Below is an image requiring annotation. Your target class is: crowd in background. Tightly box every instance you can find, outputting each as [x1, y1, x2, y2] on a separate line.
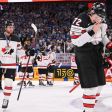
[106, 1, 112, 40]
[0, 2, 112, 53]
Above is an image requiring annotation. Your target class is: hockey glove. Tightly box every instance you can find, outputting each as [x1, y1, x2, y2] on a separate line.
[25, 48, 35, 56]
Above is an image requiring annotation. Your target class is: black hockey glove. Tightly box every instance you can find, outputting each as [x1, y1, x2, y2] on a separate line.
[25, 48, 35, 56]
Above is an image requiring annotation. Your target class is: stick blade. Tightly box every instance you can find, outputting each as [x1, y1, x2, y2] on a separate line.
[31, 23, 37, 33]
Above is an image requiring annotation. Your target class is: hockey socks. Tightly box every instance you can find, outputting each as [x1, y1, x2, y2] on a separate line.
[47, 73, 53, 86]
[95, 85, 103, 103]
[2, 78, 13, 109]
[39, 74, 46, 86]
[83, 87, 98, 112]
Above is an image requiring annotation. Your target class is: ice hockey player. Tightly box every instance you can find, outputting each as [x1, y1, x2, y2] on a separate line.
[47, 45, 56, 86]
[17, 36, 35, 87]
[70, 3, 112, 112]
[0, 21, 35, 110]
[36, 47, 49, 86]
[0, 20, 22, 109]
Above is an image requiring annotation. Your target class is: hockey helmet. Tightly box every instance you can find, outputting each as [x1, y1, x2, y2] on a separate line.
[51, 45, 55, 51]
[40, 46, 46, 55]
[40, 46, 45, 52]
[92, 3, 106, 18]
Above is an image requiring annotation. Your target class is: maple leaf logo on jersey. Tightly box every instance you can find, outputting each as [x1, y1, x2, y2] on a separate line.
[2, 48, 6, 53]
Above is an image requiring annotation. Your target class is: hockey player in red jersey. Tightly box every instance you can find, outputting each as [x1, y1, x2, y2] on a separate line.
[70, 3, 112, 112]
[0, 21, 21, 109]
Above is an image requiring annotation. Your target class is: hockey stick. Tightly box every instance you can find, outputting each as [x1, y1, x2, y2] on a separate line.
[31, 23, 38, 49]
[17, 23, 38, 101]
[31, 23, 39, 63]
[17, 56, 31, 101]
[69, 83, 80, 93]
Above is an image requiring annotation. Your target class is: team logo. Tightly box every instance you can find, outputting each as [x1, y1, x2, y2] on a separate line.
[1, 46, 14, 55]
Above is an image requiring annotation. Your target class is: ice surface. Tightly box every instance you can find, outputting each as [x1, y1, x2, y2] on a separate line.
[0, 81, 112, 112]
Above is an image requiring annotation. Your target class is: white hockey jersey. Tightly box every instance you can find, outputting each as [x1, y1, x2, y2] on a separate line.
[19, 49, 34, 67]
[36, 54, 50, 69]
[48, 51, 56, 66]
[0, 33, 21, 69]
[70, 12, 110, 47]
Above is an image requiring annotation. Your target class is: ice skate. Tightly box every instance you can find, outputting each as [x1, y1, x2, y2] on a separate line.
[47, 81, 53, 86]
[39, 80, 46, 86]
[26, 81, 35, 87]
[17, 81, 26, 86]
[2, 99, 9, 111]
[73, 80, 79, 85]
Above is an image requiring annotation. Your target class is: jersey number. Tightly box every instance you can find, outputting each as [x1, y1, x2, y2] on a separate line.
[73, 18, 82, 26]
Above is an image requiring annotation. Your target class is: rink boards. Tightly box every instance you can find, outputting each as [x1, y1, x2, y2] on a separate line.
[15, 66, 112, 82]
